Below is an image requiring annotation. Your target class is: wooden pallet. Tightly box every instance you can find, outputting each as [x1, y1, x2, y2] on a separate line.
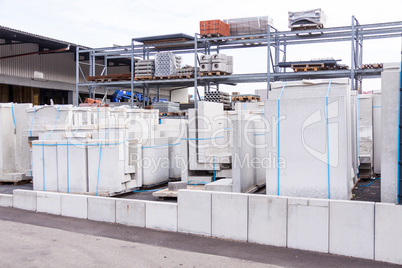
[201, 33, 229, 38]
[362, 63, 383, 69]
[134, 76, 155, 80]
[86, 73, 132, 82]
[292, 63, 325, 72]
[291, 24, 324, 31]
[0, 179, 31, 186]
[159, 111, 186, 117]
[200, 71, 228, 76]
[232, 96, 261, 102]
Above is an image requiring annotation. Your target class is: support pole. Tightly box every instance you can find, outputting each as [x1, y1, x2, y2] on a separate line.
[267, 26, 271, 98]
[194, 33, 199, 108]
[131, 39, 135, 108]
[75, 46, 79, 106]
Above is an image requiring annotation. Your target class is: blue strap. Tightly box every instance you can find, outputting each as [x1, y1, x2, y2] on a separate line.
[96, 123, 113, 196]
[142, 142, 181, 149]
[30, 108, 36, 137]
[181, 136, 224, 141]
[326, 79, 332, 199]
[260, 110, 263, 121]
[11, 103, 16, 129]
[372, 106, 381, 108]
[277, 82, 286, 196]
[254, 133, 265, 136]
[213, 156, 216, 181]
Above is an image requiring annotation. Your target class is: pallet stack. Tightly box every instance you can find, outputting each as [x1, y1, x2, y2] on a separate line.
[223, 16, 273, 36]
[135, 59, 155, 78]
[200, 20, 230, 37]
[288, 9, 326, 30]
[176, 66, 196, 77]
[204, 91, 231, 109]
[152, 101, 180, 113]
[200, 54, 233, 75]
[155, 52, 182, 77]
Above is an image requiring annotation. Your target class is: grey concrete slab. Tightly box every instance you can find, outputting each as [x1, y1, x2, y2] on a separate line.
[87, 196, 116, 223]
[146, 201, 177, 232]
[36, 191, 61, 215]
[13, 189, 37, 211]
[116, 198, 146, 227]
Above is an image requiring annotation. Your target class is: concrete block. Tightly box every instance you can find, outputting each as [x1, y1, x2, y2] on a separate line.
[188, 176, 213, 184]
[168, 181, 187, 191]
[0, 194, 13, 207]
[204, 179, 233, 192]
[178, 190, 211, 236]
[248, 195, 287, 247]
[329, 200, 374, 259]
[37, 192, 61, 215]
[375, 203, 402, 265]
[146, 201, 177, 232]
[212, 192, 248, 241]
[372, 91, 381, 174]
[87, 196, 116, 223]
[61, 193, 88, 219]
[13, 190, 37, 211]
[287, 197, 329, 253]
[116, 199, 146, 227]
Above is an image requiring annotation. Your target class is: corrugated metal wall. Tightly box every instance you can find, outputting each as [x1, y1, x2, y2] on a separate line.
[0, 42, 76, 84]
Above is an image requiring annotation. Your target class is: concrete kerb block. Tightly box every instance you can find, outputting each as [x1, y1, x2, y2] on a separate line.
[116, 199, 146, 227]
[287, 197, 329, 253]
[329, 200, 374, 259]
[13, 190, 37, 211]
[146, 201, 178, 232]
[248, 195, 287, 247]
[375, 203, 402, 265]
[87, 196, 116, 223]
[178, 190, 212, 236]
[0, 194, 13, 207]
[37, 192, 61, 215]
[61, 193, 88, 219]
[211, 192, 248, 241]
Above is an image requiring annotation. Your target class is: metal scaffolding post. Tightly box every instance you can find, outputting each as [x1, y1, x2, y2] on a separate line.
[194, 33, 199, 108]
[131, 38, 135, 108]
[75, 46, 79, 106]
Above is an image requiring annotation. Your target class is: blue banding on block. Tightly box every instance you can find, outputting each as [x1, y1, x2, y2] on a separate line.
[11, 103, 16, 129]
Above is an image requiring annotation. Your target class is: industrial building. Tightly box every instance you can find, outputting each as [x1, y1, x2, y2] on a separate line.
[1, 10, 402, 266]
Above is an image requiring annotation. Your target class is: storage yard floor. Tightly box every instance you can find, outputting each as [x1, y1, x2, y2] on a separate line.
[0, 206, 398, 268]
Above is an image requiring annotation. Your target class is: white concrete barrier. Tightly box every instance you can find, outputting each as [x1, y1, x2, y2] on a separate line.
[178, 190, 211, 236]
[61, 193, 88, 219]
[37, 192, 61, 215]
[146, 201, 177, 232]
[13, 190, 37, 211]
[87, 196, 116, 223]
[211, 192, 248, 241]
[329, 200, 374, 259]
[287, 197, 329, 253]
[116, 199, 146, 227]
[375, 203, 402, 265]
[0, 194, 13, 207]
[248, 195, 287, 247]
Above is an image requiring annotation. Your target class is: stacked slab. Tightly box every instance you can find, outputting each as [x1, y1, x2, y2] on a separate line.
[152, 101, 180, 113]
[176, 66, 195, 76]
[200, 54, 233, 74]
[288, 8, 326, 29]
[204, 91, 231, 109]
[265, 78, 354, 200]
[155, 52, 182, 77]
[135, 59, 155, 78]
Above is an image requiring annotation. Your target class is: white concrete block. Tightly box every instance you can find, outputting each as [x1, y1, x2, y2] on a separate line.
[372, 91, 381, 174]
[211, 192, 248, 241]
[13, 190, 37, 211]
[32, 140, 59, 191]
[37, 192, 61, 215]
[204, 179, 233, 192]
[146, 201, 178, 232]
[116, 199, 146, 227]
[0, 194, 13, 207]
[375, 203, 402, 265]
[61, 193, 88, 219]
[248, 195, 287, 247]
[287, 197, 329, 253]
[87, 196, 116, 223]
[178, 190, 211, 236]
[329, 200, 374, 259]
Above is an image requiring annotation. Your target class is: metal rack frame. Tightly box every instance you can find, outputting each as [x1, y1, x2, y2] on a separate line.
[75, 18, 402, 108]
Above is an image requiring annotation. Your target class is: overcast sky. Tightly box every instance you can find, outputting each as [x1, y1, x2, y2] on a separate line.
[0, 0, 401, 94]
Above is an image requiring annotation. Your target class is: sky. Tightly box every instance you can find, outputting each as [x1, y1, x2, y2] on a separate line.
[0, 0, 401, 94]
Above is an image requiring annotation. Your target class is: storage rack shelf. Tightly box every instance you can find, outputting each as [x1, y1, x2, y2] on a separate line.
[75, 18, 402, 108]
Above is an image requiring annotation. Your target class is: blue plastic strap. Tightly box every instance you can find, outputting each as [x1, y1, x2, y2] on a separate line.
[96, 123, 113, 196]
[326, 79, 332, 199]
[213, 156, 216, 181]
[42, 142, 45, 191]
[30, 108, 36, 137]
[142, 142, 181, 149]
[372, 106, 381, 108]
[260, 110, 263, 121]
[254, 133, 265, 136]
[11, 103, 16, 129]
[181, 136, 224, 141]
[277, 82, 286, 196]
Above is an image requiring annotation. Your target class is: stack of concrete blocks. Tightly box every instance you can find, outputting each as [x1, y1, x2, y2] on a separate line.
[204, 91, 231, 109]
[181, 102, 232, 187]
[199, 54, 212, 73]
[135, 59, 155, 78]
[223, 16, 273, 36]
[154, 52, 181, 77]
[265, 78, 354, 200]
[288, 8, 326, 29]
[176, 66, 195, 76]
[0, 103, 32, 182]
[358, 94, 373, 178]
[381, 62, 400, 203]
[212, 54, 233, 74]
[152, 101, 180, 113]
[372, 91, 381, 175]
